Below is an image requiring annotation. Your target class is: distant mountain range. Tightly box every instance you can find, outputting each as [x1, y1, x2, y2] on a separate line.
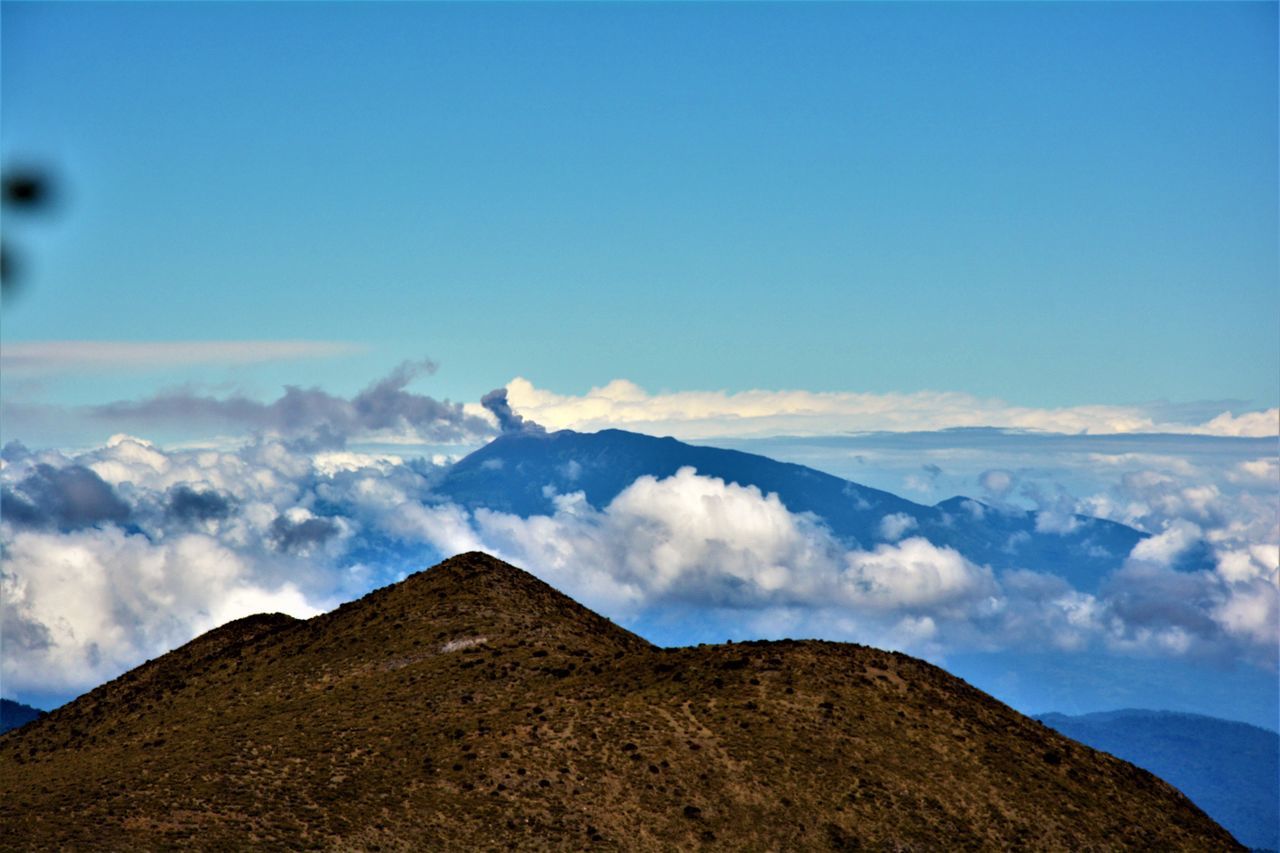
[0, 553, 1237, 849]
[435, 428, 1162, 590]
[0, 699, 43, 734]
[1037, 709, 1279, 852]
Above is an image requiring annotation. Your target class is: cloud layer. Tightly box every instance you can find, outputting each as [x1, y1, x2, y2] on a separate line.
[83, 360, 496, 447]
[504, 377, 1278, 439]
[2, 427, 1275, 705]
[1, 340, 363, 373]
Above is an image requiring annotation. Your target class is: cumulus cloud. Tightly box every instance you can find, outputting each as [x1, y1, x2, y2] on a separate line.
[3, 426, 1275, 705]
[166, 485, 234, 524]
[269, 511, 341, 554]
[1129, 519, 1204, 566]
[878, 512, 917, 541]
[979, 469, 1016, 498]
[841, 537, 995, 612]
[1, 526, 321, 694]
[1212, 572, 1279, 648]
[1019, 481, 1083, 535]
[0, 434, 438, 697]
[503, 377, 1279, 439]
[466, 467, 997, 627]
[1068, 453, 1279, 665]
[1, 464, 131, 530]
[1193, 409, 1280, 438]
[721, 429, 1279, 664]
[1229, 457, 1279, 485]
[85, 359, 493, 446]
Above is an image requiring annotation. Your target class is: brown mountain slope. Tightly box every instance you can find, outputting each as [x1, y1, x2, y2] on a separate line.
[1, 552, 1240, 850]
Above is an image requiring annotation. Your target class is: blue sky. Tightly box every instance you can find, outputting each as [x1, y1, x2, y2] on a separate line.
[3, 1, 1276, 410]
[1, 4, 1277, 729]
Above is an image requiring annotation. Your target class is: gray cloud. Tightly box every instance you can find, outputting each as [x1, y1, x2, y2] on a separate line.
[0, 464, 130, 531]
[87, 360, 494, 446]
[166, 485, 234, 524]
[1101, 562, 1224, 648]
[481, 387, 545, 435]
[1, 441, 31, 463]
[269, 515, 340, 553]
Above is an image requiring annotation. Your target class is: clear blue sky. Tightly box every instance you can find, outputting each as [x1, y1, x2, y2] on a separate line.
[3, 1, 1276, 409]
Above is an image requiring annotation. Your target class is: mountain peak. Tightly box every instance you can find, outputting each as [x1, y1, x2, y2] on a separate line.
[300, 550, 652, 661]
[436, 429, 1153, 590]
[1, 552, 1240, 850]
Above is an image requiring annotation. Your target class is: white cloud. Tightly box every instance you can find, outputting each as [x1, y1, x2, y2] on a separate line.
[1229, 457, 1280, 484]
[1213, 579, 1279, 647]
[840, 537, 995, 612]
[1, 527, 321, 695]
[1215, 545, 1280, 585]
[878, 512, 917, 541]
[1129, 520, 1203, 566]
[997, 570, 1103, 652]
[311, 451, 406, 476]
[471, 467, 843, 613]
[0, 340, 362, 373]
[1033, 510, 1080, 535]
[504, 377, 1279, 439]
[1193, 409, 1279, 438]
[4, 425, 1276, 704]
[979, 469, 1015, 497]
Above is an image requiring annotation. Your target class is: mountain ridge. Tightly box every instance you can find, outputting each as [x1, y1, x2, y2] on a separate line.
[1036, 708, 1279, 851]
[433, 429, 1154, 590]
[0, 700, 43, 735]
[1, 552, 1240, 850]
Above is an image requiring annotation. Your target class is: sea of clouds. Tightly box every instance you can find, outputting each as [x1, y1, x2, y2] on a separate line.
[2, 424, 1275, 707]
[1, 362, 1275, 709]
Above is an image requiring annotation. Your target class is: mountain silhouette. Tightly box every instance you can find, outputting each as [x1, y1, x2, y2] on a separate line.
[1, 552, 1239, 850]
[0, 700, 43, 734]
[436, 429, 1155, 590]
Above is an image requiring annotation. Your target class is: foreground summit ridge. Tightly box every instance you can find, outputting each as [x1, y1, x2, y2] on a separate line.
[1, 552, 1240, 850]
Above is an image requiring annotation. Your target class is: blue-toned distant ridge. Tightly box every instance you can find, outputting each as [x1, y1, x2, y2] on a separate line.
[1037, 709, 1279, 851]
[434, 428, 1158, 591]
[0, 698, 44, 734]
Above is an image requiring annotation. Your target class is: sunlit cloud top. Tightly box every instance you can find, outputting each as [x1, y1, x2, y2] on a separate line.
[505, 378, 1279, 440]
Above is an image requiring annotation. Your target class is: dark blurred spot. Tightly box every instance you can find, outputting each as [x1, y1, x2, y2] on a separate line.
[2, 166, 60, 296]
[1, 242, 17, 296]
[3, 171, 51, 208]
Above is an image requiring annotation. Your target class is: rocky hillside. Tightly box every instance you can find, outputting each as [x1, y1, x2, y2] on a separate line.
[0, 552, 1240, 850]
